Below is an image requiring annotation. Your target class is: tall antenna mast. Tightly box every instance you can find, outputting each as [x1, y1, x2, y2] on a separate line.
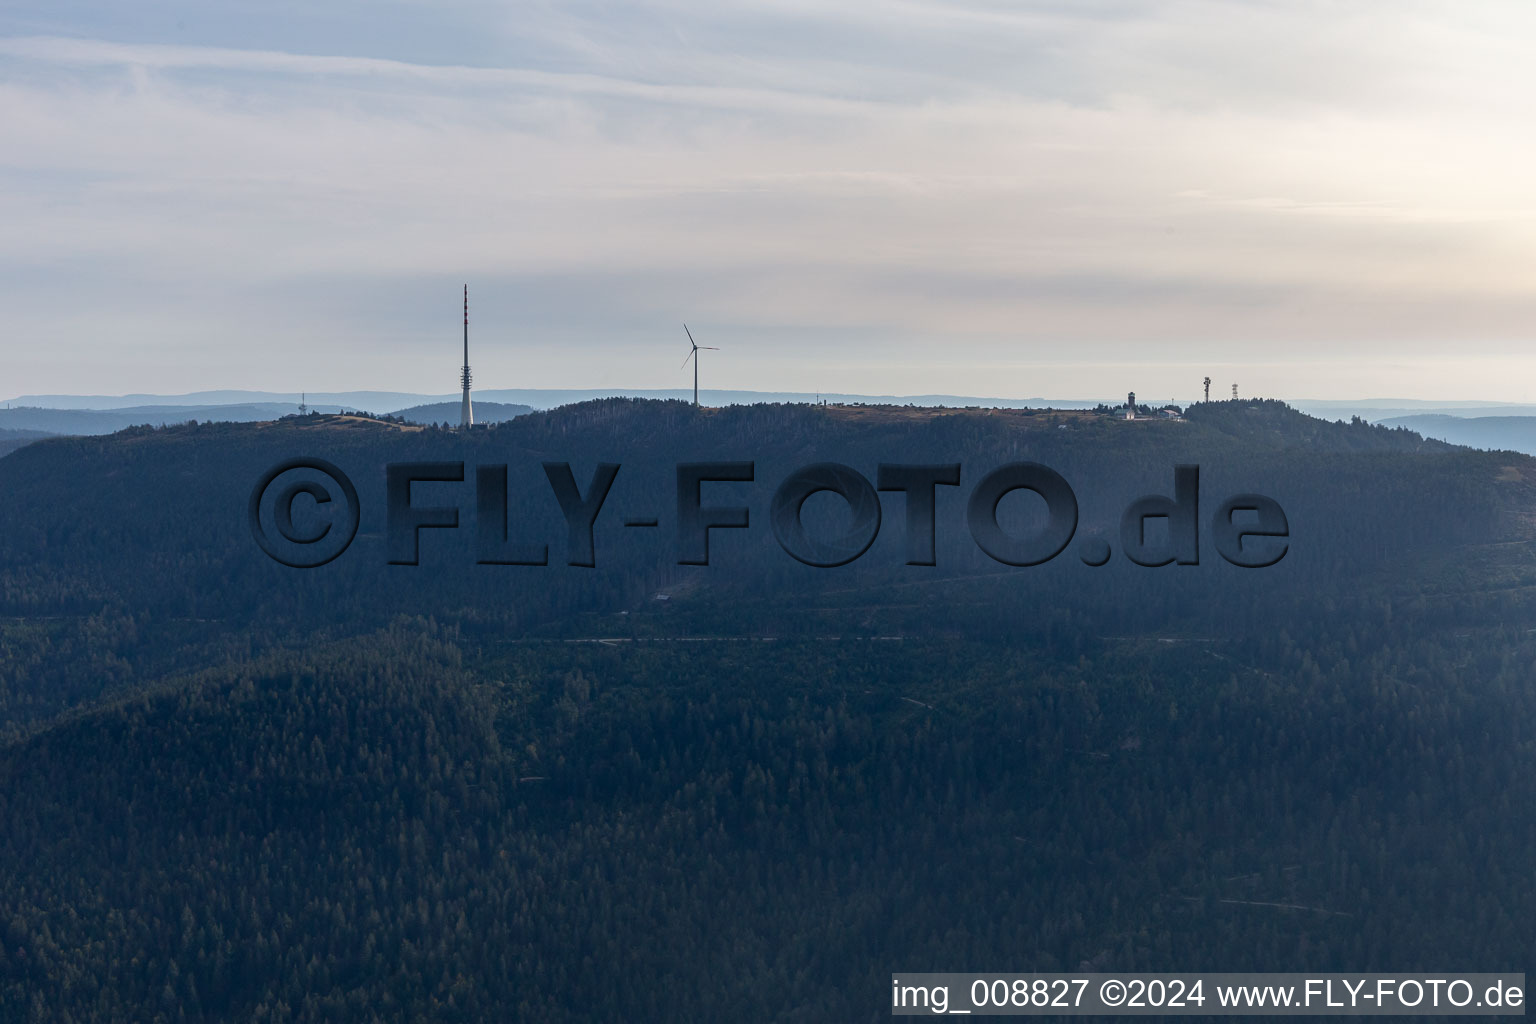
[1232, 382, 1238, 400]
[299, 392, 307, 416]
[460, 285, 474, 428]
[1202, 376, 1210, 402]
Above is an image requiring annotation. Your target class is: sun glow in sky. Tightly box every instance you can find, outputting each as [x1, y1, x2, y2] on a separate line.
[4, 1, 1536, 401]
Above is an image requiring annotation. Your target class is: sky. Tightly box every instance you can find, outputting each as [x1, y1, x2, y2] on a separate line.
[3, 0, 1536, 402]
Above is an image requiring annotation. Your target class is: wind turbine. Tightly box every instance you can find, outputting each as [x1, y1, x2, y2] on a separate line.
[681, 324, 718, 407]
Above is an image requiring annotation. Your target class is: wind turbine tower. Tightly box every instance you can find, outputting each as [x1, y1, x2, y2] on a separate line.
[460, 285, 474, 428]
[681, 324, 718, 407]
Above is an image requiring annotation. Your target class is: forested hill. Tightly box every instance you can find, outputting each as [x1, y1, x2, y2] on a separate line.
[1, 395, 1531, 727]
[2, 399, 1535, 1020]
[1378, 413, 1536, 456]
[0, 396, 1525, 618]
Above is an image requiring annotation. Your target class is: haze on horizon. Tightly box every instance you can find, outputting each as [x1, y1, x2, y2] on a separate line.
[3, 1, 1536, 403]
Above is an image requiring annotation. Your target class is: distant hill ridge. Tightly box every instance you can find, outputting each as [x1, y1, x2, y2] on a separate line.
[1376, 414, 1536, 457]
[392, 400, 533, 426]
[6, 388, 1536, 460]
[12, 388, 1536, 423]
[4, 388, 1122, 413]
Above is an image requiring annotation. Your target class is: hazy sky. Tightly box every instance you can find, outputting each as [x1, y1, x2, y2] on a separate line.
[3, 1, 1536, 401]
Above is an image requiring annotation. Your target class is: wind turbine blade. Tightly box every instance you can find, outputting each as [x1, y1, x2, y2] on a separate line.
[681, 350, 695, 369]
[700, 346, 719, 350]
[683, 324, 696, 347]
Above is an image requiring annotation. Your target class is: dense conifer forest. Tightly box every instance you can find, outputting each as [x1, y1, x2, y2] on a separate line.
[0, 399, 1532, 1020]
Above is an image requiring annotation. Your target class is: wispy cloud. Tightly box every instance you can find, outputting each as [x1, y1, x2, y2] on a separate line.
[2, 1, 1536, 399]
